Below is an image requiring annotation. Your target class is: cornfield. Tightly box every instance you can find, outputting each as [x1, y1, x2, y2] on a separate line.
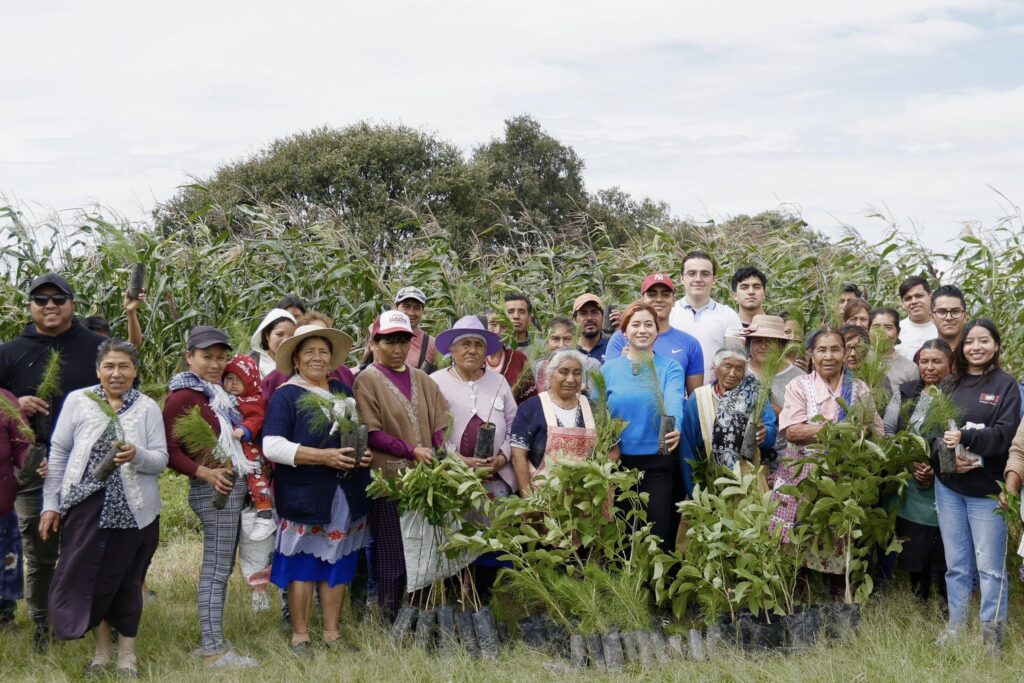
[3, 202, 1023, 398]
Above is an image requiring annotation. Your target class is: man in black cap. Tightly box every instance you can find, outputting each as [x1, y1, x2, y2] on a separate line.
[0, 273, 105, 649]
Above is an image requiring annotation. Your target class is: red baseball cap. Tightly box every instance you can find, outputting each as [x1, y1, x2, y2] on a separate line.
[641, 273, 676, 294]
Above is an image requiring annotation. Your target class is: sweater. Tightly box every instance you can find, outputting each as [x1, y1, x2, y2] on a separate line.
[0, 318, 105, 491]
[262, 380, 369, 525]
[931, 368, 1022, 497]
[0, 388, 30, 513]
[43, 387, 168, 528]
[601, 355, 685, 456]
[162, 388, 221, 477]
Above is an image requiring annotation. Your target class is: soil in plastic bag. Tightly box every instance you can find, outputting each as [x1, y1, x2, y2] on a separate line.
[635, 630, 656, 667]
[472, 606, 499, 659]
[743, 618, 784, 651]
[473, 422, 496, 459]
[620, 630, 639, 664]
[518, 615, 545, 649]
[657, 415, 675, 454]
[569, 634, 588, 668]
[687, 628, 706, 662]
[456, 609, 480, 658]
[784, 606, 822, 648]
[826, 602, 861, 640]
[390, 604, 418, 645]
[212, 469, 237, 510]
[602, 630, 624, 669]
[648, 629, 670, 663]
[585, 634, 604, 668]
[414, 608, 437, 650]
[436, 605, 457, 650]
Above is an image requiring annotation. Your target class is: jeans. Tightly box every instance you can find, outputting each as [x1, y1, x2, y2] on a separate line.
[934, 479, 1008, 626]
[14, 487, 60, 625]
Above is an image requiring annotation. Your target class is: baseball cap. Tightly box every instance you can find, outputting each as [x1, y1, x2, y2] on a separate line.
[29, 273, 74, 298]
[394, 286, 427, 305]
[641, 273, 676, 294]
[371, 310, 414, 337]
[186, 325, 232, 350]
[572, 293, 604, 316]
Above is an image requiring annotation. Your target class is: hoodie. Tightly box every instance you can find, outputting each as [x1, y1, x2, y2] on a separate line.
[250, 308, 297, 379]
[224, 354, 266, 441]
[0, 317, 106, 491]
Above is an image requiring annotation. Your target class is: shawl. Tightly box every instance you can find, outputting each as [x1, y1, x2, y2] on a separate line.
[710, 375, 760, 469]
[167, 371, 255, 475]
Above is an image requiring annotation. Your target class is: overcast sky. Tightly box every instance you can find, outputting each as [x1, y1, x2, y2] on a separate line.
[2, 1, 1021, 249]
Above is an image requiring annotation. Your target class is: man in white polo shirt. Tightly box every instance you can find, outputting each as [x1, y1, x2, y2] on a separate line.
[896, 275, 937, 360]
[668, 250, 743, 381]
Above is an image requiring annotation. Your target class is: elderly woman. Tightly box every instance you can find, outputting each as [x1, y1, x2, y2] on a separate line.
[0, 389, 39, 628]
[353, 311, 450, 621]
[769, 328, 882, 575]
[430, 315, 518, 600]
[262, 312, 354, 401]
[601, 301, 684, 551]
[882, 338, 953, 602]
[742, 314, 803, 464]
[680, 347, 778, 495]
[250, 308, 297, 379]
[39, 340, 166, 677]
[932, 319, 1020, 651]
[512, 348, 598, 493]
[163, 326, 258, 668]
[262, 324, 371, 653]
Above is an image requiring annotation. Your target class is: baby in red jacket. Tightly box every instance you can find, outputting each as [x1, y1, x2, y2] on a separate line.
[222, 355, 272, 514]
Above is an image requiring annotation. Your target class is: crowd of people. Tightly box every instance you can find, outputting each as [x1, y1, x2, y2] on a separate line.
[1, 250, 1023, 673]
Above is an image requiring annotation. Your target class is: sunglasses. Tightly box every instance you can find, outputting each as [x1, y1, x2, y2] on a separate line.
[31, 294, 72, 307]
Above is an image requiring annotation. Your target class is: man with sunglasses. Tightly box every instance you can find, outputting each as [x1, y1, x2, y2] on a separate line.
[0, 273, 105, 650]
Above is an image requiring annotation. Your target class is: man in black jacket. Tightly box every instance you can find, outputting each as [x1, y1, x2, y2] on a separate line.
[0, 273, 104, 650]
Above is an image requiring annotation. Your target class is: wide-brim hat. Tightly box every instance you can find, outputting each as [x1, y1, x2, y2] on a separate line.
[740, 314, 794, 341]
[435, 315, 502, 356]
[275, 324, 353, 376]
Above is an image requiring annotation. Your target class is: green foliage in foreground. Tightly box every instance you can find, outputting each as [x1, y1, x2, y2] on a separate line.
[2, 534, 1024, 681]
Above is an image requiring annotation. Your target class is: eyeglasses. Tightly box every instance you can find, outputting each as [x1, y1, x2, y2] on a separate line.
[934, 308, 965, 319]
[31, 294, 71, 307]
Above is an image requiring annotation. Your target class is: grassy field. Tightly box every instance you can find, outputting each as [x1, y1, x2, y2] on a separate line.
[2, 533, 1024, 682]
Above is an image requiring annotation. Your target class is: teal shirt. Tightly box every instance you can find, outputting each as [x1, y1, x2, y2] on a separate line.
[601, 355, 685, 455]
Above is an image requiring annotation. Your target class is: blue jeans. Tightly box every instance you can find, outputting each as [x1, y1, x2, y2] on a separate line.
[934, 479, 1008, 626]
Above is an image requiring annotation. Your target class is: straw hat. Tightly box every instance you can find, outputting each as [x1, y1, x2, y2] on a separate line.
[740, 315, 794, 341]
[275, 324, 353, 375]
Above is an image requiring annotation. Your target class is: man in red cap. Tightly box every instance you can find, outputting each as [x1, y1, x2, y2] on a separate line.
[572, 293, 608, 364]
[605, 273, 704, 396]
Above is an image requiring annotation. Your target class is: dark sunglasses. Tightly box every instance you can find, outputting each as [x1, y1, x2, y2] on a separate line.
[31, 294, 71, 307]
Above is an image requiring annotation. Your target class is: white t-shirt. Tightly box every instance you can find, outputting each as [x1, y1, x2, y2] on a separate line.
[897, 318, 938, 360]
[668, 297, 744, 381]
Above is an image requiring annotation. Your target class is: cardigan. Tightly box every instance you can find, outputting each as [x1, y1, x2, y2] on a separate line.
[163, 388, 221, 477]
[0, 388, 30, 514]
[43, 387, 167, 529]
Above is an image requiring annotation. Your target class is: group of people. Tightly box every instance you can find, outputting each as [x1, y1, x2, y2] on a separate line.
[1, 250, 1023, 673]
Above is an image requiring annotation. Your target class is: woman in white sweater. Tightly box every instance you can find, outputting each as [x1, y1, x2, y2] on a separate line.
[39, 339, 167, 677]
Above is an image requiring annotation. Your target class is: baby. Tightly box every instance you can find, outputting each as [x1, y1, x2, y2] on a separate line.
[223, 355, 275, 612]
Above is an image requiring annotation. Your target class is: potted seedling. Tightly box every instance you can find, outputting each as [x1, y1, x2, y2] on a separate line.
[86, 392, 126, 481]
[632, 357, 674, 455]
[172, 406, 236, 509]
[128, 262, 146, 300]
[296, 391, 366, 478]
[912, 385, 965, 477]
[19, 351, 62, 486]
[739, 341, 794, 465]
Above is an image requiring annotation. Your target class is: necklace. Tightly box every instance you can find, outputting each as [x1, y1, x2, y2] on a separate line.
[547, 391, 579, 411]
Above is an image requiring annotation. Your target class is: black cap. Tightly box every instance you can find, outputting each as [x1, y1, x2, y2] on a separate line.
[29, 273, 74, 298]
[186, 325, 231, 350]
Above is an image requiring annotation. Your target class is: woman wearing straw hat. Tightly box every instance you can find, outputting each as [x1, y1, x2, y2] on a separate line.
[262, 323, 371, 653]
[353, 311, 450, 621]
[430, 315, 518, 601]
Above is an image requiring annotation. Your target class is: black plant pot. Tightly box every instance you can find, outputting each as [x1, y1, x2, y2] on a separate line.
[473, 422, 496, 460]
[666, 633, 684, 659]
[585, 634, 604, 668]
[472, 606, 499, 659]
[93, 441, 123, 482]
[743, 619, 784, 651]
[825, 602, 861, 640]
[436, 606, 457, 650]
[17, 443, 47, 487]
[414, 608, 436, 650]
[687, 628, 706, 662]
[211, 469, 236, 510]
[518, 615, 545, 649]
[569, 634, 588, 668]
[657, 415, 675, 454]
[648, 629, 670, 663]
[620, 630, 639, 664]
[390, 605, 418, 645]
[635, 630, 655, 667]
[128, 263, 146, 299]
[455, 609, 480, 658]
[602, 631, 624, 670]
[784, 606, 822, 649]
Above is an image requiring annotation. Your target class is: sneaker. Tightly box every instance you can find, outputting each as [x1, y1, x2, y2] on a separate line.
[32, 622, 51, 653]
[256, 509, 273, 519]
[981, 621, 1005, 656]
[252, 591, 271, 613]
[206, 651, 258, 668]
[934, 627, 963, 647]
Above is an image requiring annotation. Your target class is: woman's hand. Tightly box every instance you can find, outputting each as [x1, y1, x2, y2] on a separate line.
[608, 444, 621, 462]
[943, 429, 962, 449]
[113, 442, 137, 465]
[411, 447, 435, 464]
[954, 454, 981, 474]
[39, 511, 61, 540]
[36, 458, 48, 479]
[664, 429, 680, 453]
[1006, 471, 1022, 495]
[358, 449, 373, 468]
[197, 465, 235, 495]
[911, 462, 935, 487]
[755, 423, 767, 444]
[459, 454, 491, 470]
[321, 447, 358, 471]
[232, 428, 245, 440]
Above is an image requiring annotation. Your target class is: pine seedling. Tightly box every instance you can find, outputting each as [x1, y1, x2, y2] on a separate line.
[172, 406, 229, 464]
[296, 391, 359, 436]
[36, 350, 63, 401]
[0, 392, 34, 442]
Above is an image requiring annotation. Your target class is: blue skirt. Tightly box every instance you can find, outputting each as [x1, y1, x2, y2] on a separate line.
[271, 550, 358, 589]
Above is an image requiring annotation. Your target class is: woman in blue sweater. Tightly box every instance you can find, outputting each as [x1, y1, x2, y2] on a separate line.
[602, 301, 685, 551]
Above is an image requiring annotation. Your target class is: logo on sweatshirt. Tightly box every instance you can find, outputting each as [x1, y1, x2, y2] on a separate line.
[979, 393, 1000, 405]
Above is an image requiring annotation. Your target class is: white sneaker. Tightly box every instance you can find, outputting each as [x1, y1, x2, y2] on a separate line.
[207, 651, 258, 668]
[252, 591, 271, 613]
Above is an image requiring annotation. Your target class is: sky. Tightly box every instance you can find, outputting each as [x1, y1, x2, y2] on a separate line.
[2, 0, 1022, 249]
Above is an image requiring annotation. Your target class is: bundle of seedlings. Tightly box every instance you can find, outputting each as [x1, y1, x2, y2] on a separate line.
[19, 350, 62, 485]
[738, 341, 796, 465]
[85, 392, 126, 481]
[368, 454, 494, 656]
[448, 453, 676, 669]
[631, 356, 675, 455]
[172, 406, 236, 509]
[911, 384, 965, 477]
[297, 390, 368, 477]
